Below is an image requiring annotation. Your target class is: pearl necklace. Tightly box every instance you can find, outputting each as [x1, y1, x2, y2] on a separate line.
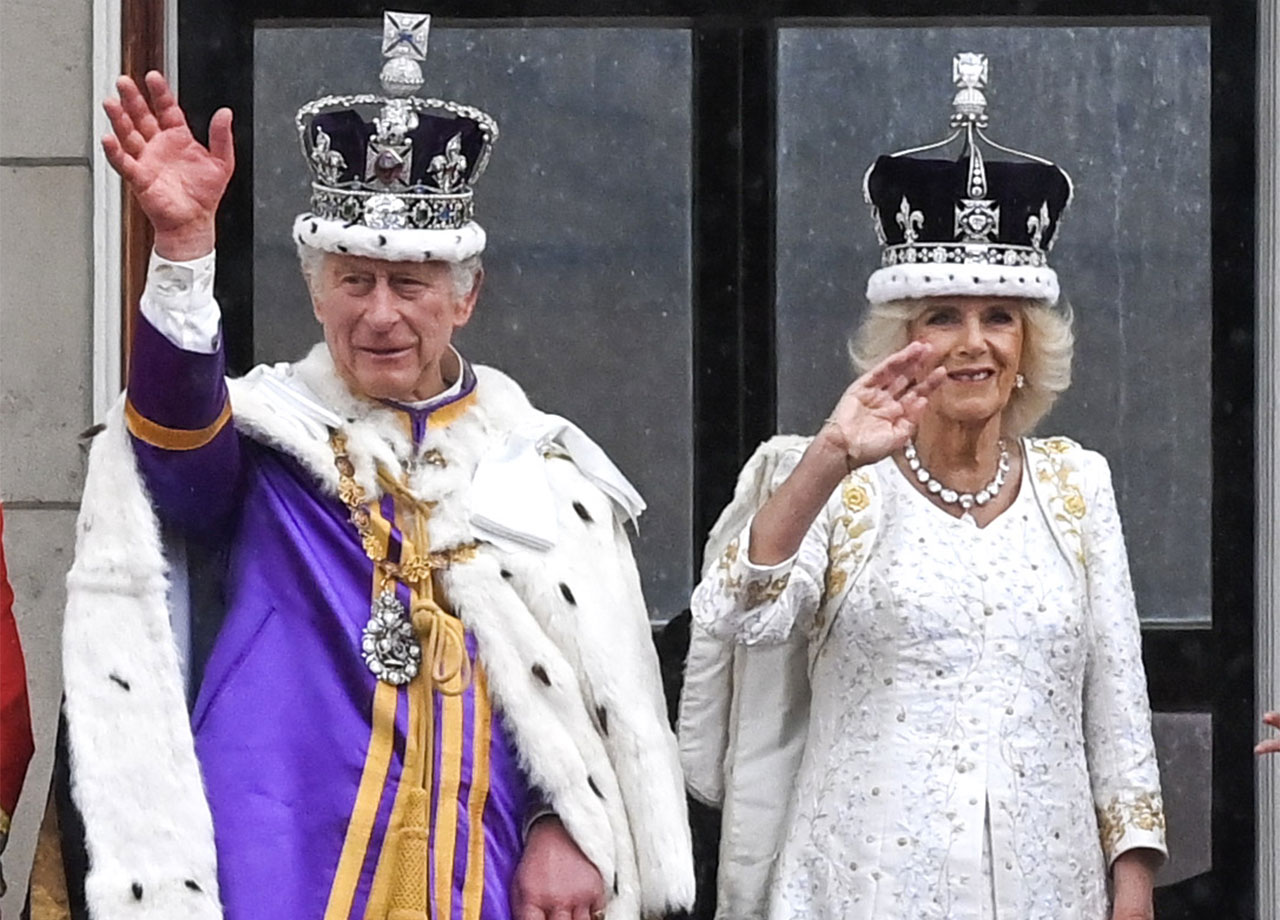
[904, 439, 1011, 514]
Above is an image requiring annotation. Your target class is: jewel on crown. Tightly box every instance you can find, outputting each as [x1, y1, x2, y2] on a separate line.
[295, 11, 499, 233]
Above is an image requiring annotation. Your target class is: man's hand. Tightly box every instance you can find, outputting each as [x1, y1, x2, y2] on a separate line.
[1110, 848, 1159, 920]
[1258, 710, 1280, 755]
[101, 71, 234, 261]
[511, 816, 606, 920]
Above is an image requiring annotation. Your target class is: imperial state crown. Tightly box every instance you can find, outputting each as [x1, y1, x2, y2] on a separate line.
[292, 11, 499, 263]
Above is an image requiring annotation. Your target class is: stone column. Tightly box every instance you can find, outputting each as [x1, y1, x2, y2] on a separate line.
[0, 0, 96, 912]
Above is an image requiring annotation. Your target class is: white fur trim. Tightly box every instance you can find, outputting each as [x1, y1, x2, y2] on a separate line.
[291, 213, 486, 262]
[63, 401, 222, 919]
[866, 262, 1060, 305]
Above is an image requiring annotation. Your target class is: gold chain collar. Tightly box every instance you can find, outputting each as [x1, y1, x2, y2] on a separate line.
[330, 431, 477, 693]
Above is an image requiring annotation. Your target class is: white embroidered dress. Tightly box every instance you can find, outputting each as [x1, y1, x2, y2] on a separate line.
[691, 440, 1166, 920]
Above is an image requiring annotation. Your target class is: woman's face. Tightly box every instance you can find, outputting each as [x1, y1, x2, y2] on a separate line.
[907, 297, 1024, 427]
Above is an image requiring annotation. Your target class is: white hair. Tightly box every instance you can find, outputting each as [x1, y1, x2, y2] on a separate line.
[848, 297, 1075, 437]
[448, 255, 483, 299]
[296, 242, 482, 299]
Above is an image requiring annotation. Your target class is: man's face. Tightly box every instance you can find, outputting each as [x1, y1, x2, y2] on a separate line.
[311, 254, 480, 402]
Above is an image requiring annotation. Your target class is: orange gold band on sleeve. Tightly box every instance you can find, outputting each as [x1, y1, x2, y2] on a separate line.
[124, 398, 233, 451]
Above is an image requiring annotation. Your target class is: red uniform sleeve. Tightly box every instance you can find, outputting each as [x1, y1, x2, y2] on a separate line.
[0, 504, 35, 836]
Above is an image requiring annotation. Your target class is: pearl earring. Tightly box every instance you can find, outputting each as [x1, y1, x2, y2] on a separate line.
[1015, 373, 1026, 389]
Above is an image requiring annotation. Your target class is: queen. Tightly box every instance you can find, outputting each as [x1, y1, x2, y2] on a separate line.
[683, 53, 1167, 920]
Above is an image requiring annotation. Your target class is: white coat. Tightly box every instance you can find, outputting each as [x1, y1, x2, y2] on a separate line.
[679, 435, 1166, 919]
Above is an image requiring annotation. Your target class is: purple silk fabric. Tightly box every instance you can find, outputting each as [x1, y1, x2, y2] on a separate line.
[129, 317, 533, 919]
[129, 317, 243, 531]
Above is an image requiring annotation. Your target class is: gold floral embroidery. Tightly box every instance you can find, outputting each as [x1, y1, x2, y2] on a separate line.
[1096, 792, 1166, 856]
[742, 573, 791, 609]
[842, 480, 870, 513]
[826, 566, 848, 600]
[1062, 486, 1086, 520]
[713, 538, 743, 596]
[824, 470, 876, 604]
[1028, 438, 1087, 565]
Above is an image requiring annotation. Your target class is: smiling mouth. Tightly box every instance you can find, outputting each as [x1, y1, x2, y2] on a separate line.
[361, 346, 412, 358]
[948, 368, 995, 382]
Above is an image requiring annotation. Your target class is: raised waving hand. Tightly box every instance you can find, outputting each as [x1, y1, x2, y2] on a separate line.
[820, 341, 946, 471]
[101, 70, 234, 260]
[746, 342, 943, 566]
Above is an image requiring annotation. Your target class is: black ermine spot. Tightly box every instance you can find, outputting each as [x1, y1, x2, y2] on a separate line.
[559, 583, 577, 605]
[572, 501, 593, 523]
[532, 664, 551, 686]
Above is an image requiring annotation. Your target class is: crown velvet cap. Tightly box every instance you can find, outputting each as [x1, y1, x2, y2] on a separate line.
[864, 155, 1072, 304]
[293, 12, 498, 264]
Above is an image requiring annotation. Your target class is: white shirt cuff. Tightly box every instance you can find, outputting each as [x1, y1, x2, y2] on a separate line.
[139, 249, 221, 354]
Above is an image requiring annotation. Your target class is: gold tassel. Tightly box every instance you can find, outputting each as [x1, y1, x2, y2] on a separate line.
[386, 787, 431, 920]
[378, 480, 472, 919]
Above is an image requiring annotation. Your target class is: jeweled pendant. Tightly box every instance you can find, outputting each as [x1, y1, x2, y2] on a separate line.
[361, 590, 421, 685]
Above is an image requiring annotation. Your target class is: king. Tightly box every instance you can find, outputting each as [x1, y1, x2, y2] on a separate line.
[63, 12, 694, 920]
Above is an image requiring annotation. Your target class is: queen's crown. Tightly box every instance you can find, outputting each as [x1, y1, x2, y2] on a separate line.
[295, 12, 498, 233]
[863, 52, 1072, 272]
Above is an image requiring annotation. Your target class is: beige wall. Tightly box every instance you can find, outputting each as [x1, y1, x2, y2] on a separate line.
[0, 0, 95, 911]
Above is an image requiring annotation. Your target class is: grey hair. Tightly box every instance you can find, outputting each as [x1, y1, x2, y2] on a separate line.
[848, 297, 1074, 437]
[296, 242, 482, 299]
[448, 255, 483, 299]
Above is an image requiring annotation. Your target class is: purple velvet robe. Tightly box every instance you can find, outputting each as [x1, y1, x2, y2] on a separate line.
[127, 316, 534, 919]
